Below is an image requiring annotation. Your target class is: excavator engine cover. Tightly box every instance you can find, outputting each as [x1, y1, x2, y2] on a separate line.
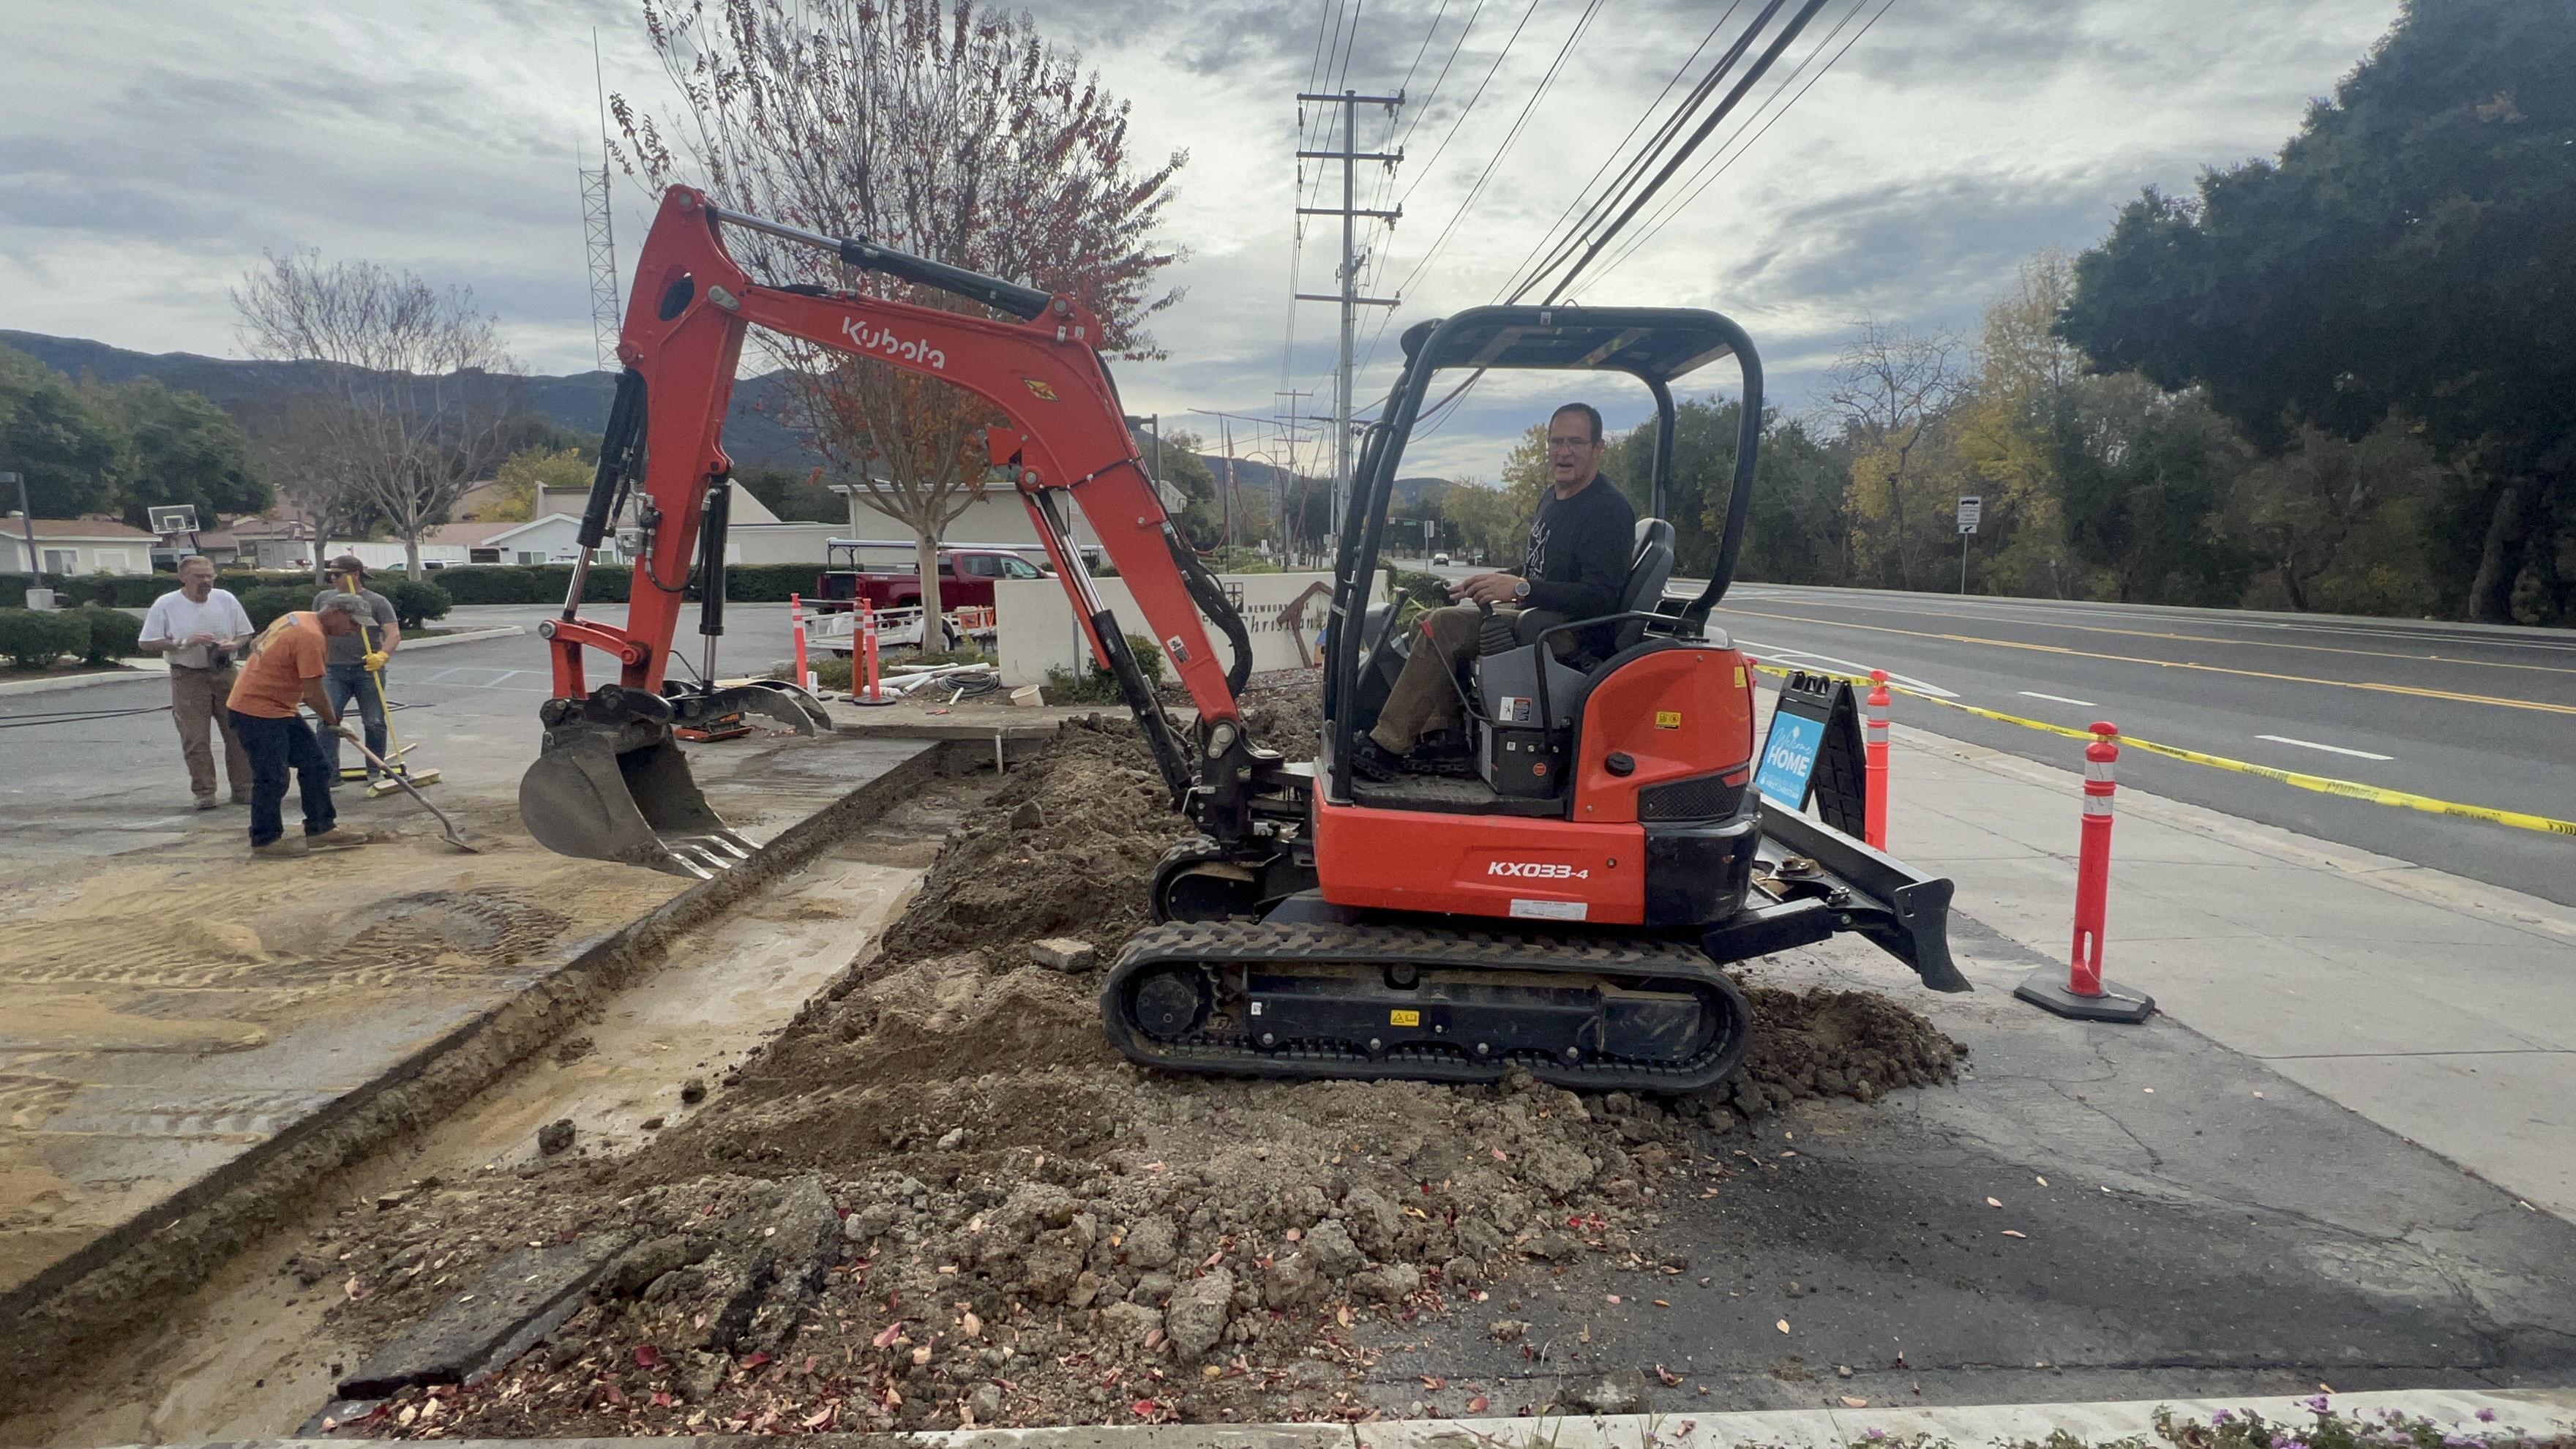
[518, 683, 824, 878]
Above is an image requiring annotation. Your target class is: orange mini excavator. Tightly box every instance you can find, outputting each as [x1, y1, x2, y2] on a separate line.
[520, 187, 1969, 1091]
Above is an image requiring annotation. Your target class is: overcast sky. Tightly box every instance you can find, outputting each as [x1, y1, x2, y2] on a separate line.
[3, 0, 2400, 482]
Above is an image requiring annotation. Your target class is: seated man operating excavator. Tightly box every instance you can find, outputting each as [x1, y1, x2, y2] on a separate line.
[1354, 401, 1637, 780]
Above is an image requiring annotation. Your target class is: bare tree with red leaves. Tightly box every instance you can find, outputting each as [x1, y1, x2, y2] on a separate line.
[616, 0, 1187, 630]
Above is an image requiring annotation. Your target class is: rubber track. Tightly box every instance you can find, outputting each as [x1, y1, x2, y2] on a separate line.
[1101, 921, 1753, 1092]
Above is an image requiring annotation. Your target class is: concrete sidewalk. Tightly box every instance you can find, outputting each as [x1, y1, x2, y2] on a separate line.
[1829, 695, 2576, 1220]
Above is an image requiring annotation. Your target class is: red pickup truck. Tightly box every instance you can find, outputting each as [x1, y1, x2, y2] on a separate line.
[812, 543, 1052, 613]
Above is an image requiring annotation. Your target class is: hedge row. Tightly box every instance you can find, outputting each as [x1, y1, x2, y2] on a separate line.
[1, 569, 328, 608]
[0, 604, 146, 669]
[2, 562, 843, 613]
[425, 563, 831, 606]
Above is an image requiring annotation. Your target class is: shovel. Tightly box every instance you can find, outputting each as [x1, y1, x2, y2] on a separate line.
[337, 725, 482, 854]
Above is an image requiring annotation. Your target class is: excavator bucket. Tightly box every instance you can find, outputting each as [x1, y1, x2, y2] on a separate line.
[518, 683, 829, 878]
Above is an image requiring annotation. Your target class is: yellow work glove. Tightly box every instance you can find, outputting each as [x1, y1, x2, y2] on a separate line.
[362, 650, 390, 672]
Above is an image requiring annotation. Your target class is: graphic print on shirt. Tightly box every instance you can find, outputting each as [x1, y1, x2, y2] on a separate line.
[1522, 517, 1551, 582]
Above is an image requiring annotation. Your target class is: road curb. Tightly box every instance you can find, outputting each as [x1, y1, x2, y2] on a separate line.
[0, 732, 965, 1418]
[126, 1387, 2576, 1449]
[0, 626, 524, 699]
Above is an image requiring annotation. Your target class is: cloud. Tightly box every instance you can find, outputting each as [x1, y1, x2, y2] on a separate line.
[2, 0, 2400, 479]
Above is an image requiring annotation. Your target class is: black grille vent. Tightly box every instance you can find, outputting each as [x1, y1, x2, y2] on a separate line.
[1637, 772, 1745, 822]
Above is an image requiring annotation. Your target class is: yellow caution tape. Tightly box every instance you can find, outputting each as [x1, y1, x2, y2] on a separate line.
[1749, 662, 2576, 838]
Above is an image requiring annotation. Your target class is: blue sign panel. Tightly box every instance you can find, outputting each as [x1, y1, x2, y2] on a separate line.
[1754, 709, 1827, 809]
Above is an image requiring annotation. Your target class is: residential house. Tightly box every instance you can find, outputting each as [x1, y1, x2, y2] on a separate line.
[1, 518, 159, 575]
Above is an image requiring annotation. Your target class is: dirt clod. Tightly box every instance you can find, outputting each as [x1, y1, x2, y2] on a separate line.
[536, 1119, 574, 1156]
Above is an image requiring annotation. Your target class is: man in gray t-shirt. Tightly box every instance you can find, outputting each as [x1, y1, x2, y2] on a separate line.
[312, 555, 401, 781]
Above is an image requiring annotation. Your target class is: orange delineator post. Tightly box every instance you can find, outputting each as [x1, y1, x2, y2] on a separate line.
[2013, 719, 2155, 1023]
[2070, 722, 2119, 995]
[790, 592, 812, 693]
[860, 598, 883, 702]
[1863, 668, 1892, 850]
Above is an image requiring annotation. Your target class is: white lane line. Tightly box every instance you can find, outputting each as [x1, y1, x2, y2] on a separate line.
[2018, 690, 2099, 708]
[2256, 733, 2394, 762]
[1732, 640, 1958, 698]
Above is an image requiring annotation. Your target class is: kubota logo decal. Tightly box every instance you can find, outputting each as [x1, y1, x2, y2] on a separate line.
[841, 317, 946, 370]
[1488, 861, 1589, 880]
[1024, 378, 1059, 400]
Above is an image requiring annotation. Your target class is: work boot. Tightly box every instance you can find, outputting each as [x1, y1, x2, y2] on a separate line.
[252, 836, 310, 859]
[305, 826, 375, 850]
[194, 793, 219, 812]
[1351, 737, 1407, 782]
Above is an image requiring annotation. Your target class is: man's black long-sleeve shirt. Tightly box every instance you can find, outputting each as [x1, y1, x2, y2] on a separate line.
[1517, 473, 1636, 656]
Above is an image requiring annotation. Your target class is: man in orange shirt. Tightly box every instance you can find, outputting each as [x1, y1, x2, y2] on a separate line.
[226, 594, 378, 858]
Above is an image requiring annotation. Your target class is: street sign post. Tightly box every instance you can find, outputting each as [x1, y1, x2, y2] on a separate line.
[1955, 495, 1982, 594]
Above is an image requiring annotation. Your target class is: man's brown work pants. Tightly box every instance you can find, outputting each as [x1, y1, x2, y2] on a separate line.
[1368, 604, 1570, 753]
[170, 663, 250, 801]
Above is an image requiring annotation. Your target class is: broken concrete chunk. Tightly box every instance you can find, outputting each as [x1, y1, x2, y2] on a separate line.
[1096, 1300, 1161, 1347]
[596, 1234, 713, 1300]
[1339, 1186, 1401, 1254]
[1028, 937, 1097, 973]
[536, 1119, 574, 1156]
[1163, 1267, 1234, 1358]
[1123, 1213, 1178, 1269]
[1260, 1250, 1319, 1309]
[1559, 1366, 1647, 1414]
[336, 1235, 631, 1399]
[1348, 1263, 1421, 1302]
[1302, 1218, 1361, 1278]
[935, 1127, 970, 1151]
[845, 1204, 898, 1242]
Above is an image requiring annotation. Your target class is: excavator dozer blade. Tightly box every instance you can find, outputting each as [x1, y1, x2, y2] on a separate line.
[519, 686, 757, 879]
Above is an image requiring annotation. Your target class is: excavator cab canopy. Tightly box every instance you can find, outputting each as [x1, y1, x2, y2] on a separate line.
[1323, 304, 1766, 802]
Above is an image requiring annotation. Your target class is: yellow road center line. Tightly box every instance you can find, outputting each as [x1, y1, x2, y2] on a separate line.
[1746, 663, 2576, 838]
[1732, 597, 2576, 679]
[1720, 607, 2576, 717]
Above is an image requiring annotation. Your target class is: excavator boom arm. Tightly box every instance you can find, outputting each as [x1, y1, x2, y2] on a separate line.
[544, 186, 1240, 736]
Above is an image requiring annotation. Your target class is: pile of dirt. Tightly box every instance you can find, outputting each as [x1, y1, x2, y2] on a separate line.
[876, 719, 1181, 966]
[320, 705, 1964, 1438]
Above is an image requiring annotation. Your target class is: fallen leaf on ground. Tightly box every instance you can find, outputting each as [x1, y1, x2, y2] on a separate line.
[1468, 1396, 1490, 1412]
[2035, 1175, 2048, 1186]
[1842, 1396, 1869, 1408]
[1656, 1366, 1682, 1386]
[634, 1345, 661, 1368]
[1778, 1319, 1791, 1333]
[1985, 1197, 2002, 1208]
[2002, 1229, 2028, 1238]
[1606, 1295, 1621, 1305]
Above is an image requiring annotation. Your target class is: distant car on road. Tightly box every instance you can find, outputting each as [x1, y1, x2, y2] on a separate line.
[811, 542, 1051, 614]
[1430, 552, 1450, 566]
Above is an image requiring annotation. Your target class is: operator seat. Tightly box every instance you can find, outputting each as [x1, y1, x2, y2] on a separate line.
[1613, 517, 1677, 653]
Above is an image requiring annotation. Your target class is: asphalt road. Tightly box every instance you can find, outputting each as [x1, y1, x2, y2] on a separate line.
[1688, 585, 2576, 909]
[1414, 561, 2576, 905]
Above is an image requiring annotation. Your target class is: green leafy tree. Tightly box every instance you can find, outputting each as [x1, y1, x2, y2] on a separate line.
[732, 464, 847, 524]
[487, 446, 595, 522]
[0, 343, 127, 518]
[88, 377, 274, 529]
[2050, 376, 2256, 605]
[2059, 0, 2576, 621]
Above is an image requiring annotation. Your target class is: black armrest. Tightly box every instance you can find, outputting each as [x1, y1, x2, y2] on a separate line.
[1527, 611, 1701, 724]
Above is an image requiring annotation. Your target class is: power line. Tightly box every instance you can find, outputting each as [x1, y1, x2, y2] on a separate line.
[1591, 0, 1894, 288]
[1382, 0, 1606, 310]
[1496, 0, 1758, 302]
[1527, 0, 1834, 305]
